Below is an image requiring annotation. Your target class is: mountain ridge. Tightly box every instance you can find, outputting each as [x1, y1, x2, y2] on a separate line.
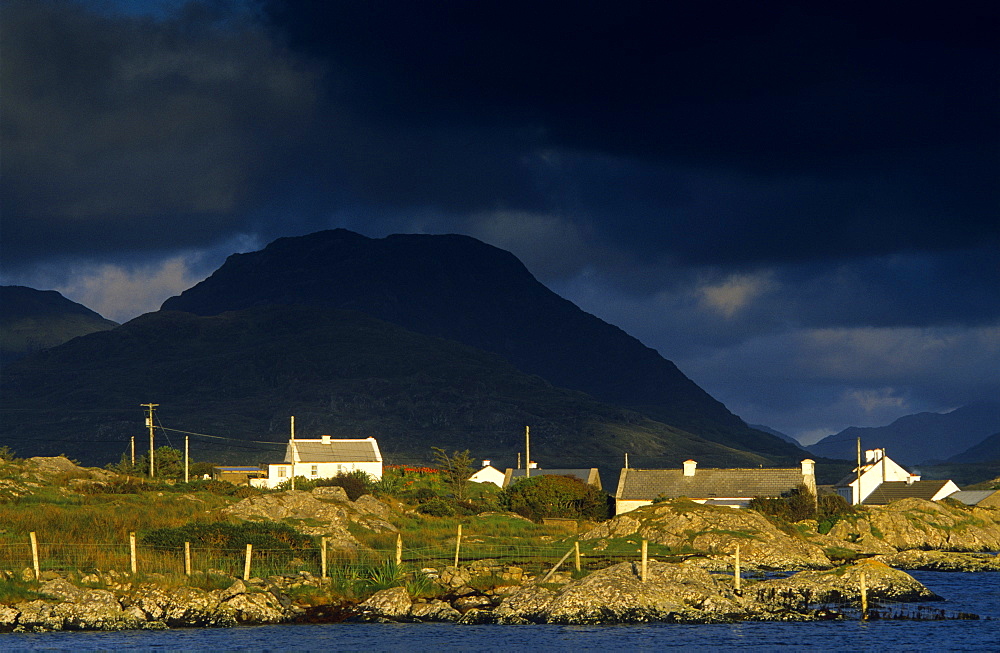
[161, 229, 796, 458]
[807, 401, 1000, 465]
[0, 285, 117, 362]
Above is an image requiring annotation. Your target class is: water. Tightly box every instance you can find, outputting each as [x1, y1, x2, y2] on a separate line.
[2, 572, 998, 651]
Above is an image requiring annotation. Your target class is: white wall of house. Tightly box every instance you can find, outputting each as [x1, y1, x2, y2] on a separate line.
[252, 460, 382, 489]
[469, 465, 505, 488]
[932, 480, 961, 501]
[838, 449, 912, 505]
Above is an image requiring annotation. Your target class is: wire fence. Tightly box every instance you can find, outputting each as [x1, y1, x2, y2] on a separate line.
[0, 536, 622, 580]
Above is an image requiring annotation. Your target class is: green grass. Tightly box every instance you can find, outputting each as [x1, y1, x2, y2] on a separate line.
[0, 578, 52, 604]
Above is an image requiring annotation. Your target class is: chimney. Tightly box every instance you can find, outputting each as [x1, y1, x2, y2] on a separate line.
[864, 449, 884, 463]
[528, 461, 538, 469]
[321, 435, 331, 445]
[683, 460, 697, 477]
[800, 459, 817, 498]
[907, 474, 921, 484]
[482, 460, 491, 468]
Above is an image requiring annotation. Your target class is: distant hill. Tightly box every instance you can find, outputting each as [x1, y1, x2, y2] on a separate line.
[948, 432, 1000, 464]
[748, 424, 807, 451]
[161, 229, 798, 460]
[807, 402, 1000, 465]
[0, 306, 776, 474]
[0, 286, 117, 362]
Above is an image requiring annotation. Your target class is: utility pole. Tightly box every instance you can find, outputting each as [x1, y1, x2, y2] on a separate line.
[130, 436, 135, 467]
[625, 452, 629, 469]
[290, 415, 296, 491]
[855, 437, 862, 506]
[141, 403, 158, 478]
[184, 435, 189, 483]
[525, 425, 530, 479]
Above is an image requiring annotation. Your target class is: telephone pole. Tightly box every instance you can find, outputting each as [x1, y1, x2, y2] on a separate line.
[141, 403, 158, 478]
[525, 425, 530, 479]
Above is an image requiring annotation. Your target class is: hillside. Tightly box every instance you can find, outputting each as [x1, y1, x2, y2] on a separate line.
[0, 286, 117, 362]
[0, 306, 774, 473]
[160, 229, 797, 459]
[807, 402, 1000, 465]
[948, 431, 1000, 464]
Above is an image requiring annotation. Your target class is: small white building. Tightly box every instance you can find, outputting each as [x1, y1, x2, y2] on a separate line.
[835, 449, 917, 505]
[468, 460, 505, 488]
[252, 436, 382, 489]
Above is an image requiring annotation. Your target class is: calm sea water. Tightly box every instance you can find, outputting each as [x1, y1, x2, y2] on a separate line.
[2, 571, 998, 651]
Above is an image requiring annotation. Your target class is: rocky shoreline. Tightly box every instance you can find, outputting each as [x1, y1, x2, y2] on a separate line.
[0, 556, 961, 632]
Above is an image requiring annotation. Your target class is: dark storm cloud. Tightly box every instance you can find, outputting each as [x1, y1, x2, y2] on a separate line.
[263, 0, 998, 264]
[0, 0, 318, 271]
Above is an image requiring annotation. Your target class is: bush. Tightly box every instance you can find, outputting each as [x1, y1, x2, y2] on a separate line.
[498, 475, 608, 522]
[314, 470, 376, 500]
[748, 484, 816, 523]
[417, 498, 457, 517]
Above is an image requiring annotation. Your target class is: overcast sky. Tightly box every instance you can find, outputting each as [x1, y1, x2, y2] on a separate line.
[3, 0, 997, 444]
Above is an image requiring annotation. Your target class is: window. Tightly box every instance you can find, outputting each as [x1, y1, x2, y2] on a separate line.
[278, 467, 286, 478]
[311, 465, 318, 476]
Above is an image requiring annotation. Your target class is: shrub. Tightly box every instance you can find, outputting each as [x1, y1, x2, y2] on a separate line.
[417, 498, 457, 517]
[498, 474, 608, 522]
[431, 447, 475, 501]
[314, 470, 376, 500]
[749, 484, 817, 523]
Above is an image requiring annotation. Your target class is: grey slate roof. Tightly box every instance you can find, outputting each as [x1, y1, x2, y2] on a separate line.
[862, 480, 951, 505]
[615, 467, 807, 501]
[283, 439, 381, 463]
[503, 468, 602, 490]
[947, 490, 997, 506]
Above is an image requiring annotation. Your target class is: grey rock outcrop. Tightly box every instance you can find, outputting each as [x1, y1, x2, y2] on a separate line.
[751, 559, 941, 607]
[222, 489, 397, 547]
[581, 501, 831, 570]
[873, 550, 1000, 572]
[0, 577, 297, 632]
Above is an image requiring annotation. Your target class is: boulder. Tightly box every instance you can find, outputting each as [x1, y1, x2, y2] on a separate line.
[750, 559, 941, 609]
[359, 586, 412, 620]
[410, 599, 461, 622]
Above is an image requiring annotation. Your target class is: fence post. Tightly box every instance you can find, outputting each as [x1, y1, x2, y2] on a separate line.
[734, 543, 741, 593]
[395, 533, 402, 567]
[540, 547, 576, 584]
[859, 570, 868, 620]
[130, 532, 137, 575]
[454, 524, 462, 567]
[29, 532, 40, 580]
[185, 541, 192, 576]
[641, 539, 648, 582]
[574, 541, 581, 573]
[244, 544, 252, 581]
[321, 537, 328, 579]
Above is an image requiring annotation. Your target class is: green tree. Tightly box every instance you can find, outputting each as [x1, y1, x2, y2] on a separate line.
[499, 474, 608, 521]
[431, 447, 475, 501]
[110, 446, 187, 479]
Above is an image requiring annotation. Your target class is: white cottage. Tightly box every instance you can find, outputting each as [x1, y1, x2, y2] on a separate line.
[835, 448, 921, 505]
[252, 436, 383, 489]
[468, 460, 505, 488]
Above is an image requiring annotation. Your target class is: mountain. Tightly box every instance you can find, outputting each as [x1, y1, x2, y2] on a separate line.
[0, 306, 777, 473]
[161, 229, 797, 459]
[948, 432, 1000, 464]
[0, 286, 117, 362]
[749, 424, 807, 451]
[806, 402, 1000, 465]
